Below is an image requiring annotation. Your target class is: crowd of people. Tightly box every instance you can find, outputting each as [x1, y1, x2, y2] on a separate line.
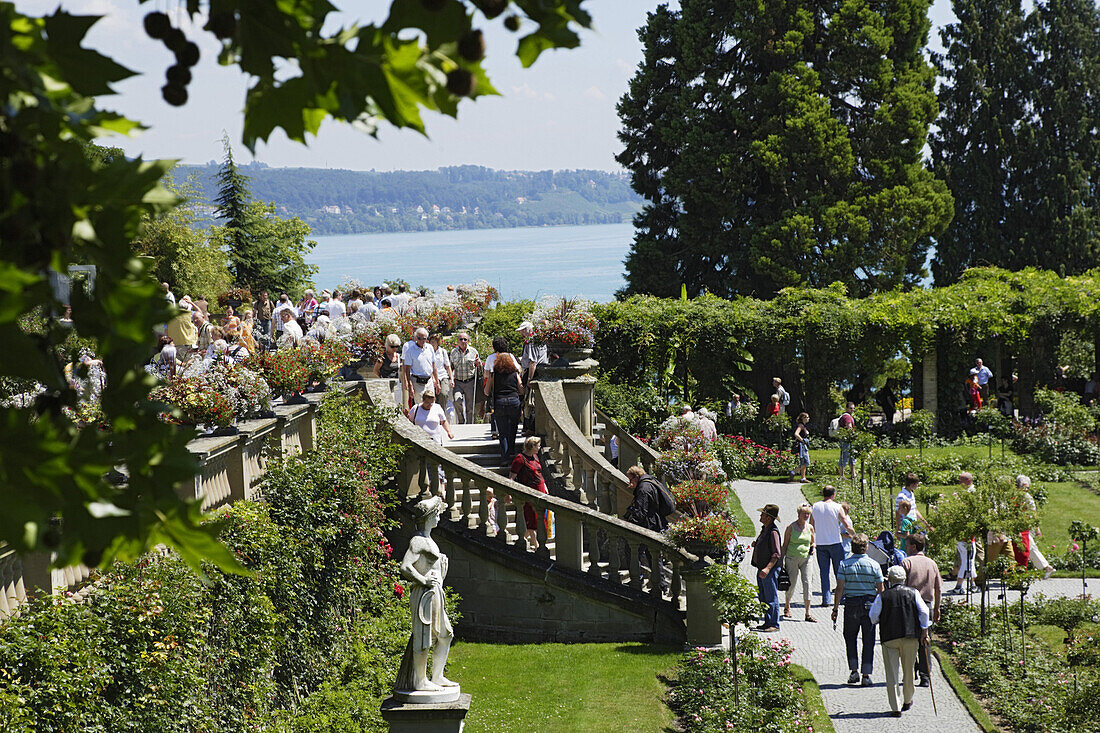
[747, 469, 1055, 718]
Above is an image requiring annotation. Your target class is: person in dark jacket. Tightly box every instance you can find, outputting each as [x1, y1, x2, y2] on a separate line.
[622, 466, 669, 532]
[751, 504, 783, 632]
[869, 565, 931, 717]
[623, 465, 670, 591]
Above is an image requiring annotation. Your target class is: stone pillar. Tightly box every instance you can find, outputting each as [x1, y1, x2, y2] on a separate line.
[561, 376, 596, 439]
[380, 694, 471, 733]
[19, 552, 58, 599]
[682, 564, 723, 648]
[921, 350, 938, 417]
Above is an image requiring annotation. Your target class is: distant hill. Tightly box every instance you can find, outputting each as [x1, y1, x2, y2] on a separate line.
[172, 164, 643, 235]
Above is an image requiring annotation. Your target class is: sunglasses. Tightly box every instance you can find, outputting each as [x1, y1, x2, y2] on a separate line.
[459, 337, 469, 342]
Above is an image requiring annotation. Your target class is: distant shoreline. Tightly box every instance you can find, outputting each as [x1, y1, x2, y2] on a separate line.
[309, 219, 636, 239]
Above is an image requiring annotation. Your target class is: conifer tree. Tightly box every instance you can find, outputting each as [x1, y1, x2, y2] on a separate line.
[213, 134, 317, 295]
[617, 0, 953, 299]
[930, 0, 1034, 284]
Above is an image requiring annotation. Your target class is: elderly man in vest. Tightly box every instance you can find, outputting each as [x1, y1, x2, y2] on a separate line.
[869, 565, 932, 717]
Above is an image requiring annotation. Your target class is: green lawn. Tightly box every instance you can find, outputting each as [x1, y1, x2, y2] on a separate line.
[810, 441, 1022, 467]
[727, 482, 755, 538]
[449, 642, 681, 732]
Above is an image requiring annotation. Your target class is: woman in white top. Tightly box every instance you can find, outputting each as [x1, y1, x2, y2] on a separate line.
[407, 387, 454, 445]
[429, 334, 454, 420]
[407, 388, 453, 497]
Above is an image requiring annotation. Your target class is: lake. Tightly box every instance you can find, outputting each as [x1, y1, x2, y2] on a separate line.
[308, 222, 634, 302]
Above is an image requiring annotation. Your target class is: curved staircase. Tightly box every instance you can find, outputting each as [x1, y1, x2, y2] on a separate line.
[369, 379, 721, 646]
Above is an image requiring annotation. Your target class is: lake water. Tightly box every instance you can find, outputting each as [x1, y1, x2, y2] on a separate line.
[308, 222, 634, 302]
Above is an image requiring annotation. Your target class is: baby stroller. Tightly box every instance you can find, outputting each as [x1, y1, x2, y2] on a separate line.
[867, 530, 907, 576]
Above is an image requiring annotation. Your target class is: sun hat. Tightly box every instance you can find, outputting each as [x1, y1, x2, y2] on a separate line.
[516, 320, 534, 332]
[757, 504, 779, 520]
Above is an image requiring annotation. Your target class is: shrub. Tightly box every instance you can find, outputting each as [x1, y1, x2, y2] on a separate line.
[478, 299, 535, 353]
[667, 635, 811, 733]
[594, 377, 670, 436]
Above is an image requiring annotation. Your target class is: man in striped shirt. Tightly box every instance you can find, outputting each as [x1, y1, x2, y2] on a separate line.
[832, 533, 884, 687]
[449, 331, 481, 424]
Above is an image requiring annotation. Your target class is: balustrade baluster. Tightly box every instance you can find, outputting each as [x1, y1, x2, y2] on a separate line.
[476, 478, 490, 535]
[535, 499, 549, 555]
[647, 546, 665, 599]
[628, 539, 642, 589]
[586, 521, 601, 576]
[444, 469, 457, 517]
[461, 476, 473, 526]
[606, 532, 622, 584]
[670, 560, 683, 604]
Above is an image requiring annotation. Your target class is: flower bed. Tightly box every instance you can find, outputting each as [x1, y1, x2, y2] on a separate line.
[724, 434, 800, 476]
[668, 636, 816, 733]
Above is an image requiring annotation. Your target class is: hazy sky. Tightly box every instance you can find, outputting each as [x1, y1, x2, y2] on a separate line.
[23, 0, 956, 171]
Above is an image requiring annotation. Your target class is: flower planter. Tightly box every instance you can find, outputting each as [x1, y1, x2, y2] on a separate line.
[682, 540, 728, 563]
[282, 392, 310, 405]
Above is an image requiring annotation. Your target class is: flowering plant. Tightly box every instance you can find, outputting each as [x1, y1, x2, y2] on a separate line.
[528, 295, 597, 348]
[216, 287, 252, 307]
[151, 377, 235, 428]
[671, 479, 729, 517]
[653, 415, 708, 452]
[244, 349, 309, 397]
[723, 434, 800, 476]
[666, 514, 737, 549]
[658, 447, 726, 482]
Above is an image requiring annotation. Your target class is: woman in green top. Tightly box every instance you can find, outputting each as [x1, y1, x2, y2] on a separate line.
[781, 503, 817, 622]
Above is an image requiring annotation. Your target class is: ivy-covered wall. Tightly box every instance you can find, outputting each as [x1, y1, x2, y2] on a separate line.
[593, 267, 1100, 432]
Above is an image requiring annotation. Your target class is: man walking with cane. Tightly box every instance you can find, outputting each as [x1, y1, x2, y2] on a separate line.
[869, 565, 932, 717]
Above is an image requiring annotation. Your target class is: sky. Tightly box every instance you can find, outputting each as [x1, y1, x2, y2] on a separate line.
[22, 0, 956, 172]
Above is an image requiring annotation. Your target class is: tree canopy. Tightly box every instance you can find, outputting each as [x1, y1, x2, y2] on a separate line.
[0, 0, 592, 572]
[616, 0, 953, 299]
[931, 0, 1100, 283]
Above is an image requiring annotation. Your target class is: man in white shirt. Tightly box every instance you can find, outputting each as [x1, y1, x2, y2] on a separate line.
[327, 290, 347, 318]
[162, 282, 176, 307]
[272, 293, 298, 335]
[773, 377, 790, 414]
[361, 293, 379, 319]
[810, 485, 855, 607]
[895, 473, 920, 527]
[401, 327, 439, 409]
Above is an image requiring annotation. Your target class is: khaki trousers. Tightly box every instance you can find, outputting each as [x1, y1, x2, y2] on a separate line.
[881, 637, 919, 712]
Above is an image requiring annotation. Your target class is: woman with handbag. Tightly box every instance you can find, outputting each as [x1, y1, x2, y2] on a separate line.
[781, 503, 817, 622]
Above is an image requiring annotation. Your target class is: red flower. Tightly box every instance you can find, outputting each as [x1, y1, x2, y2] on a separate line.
[394, 583, 404, 598]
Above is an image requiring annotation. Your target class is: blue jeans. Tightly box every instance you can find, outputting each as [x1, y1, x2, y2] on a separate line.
[839, 441, 853, 469]
[844, 596, 876, 675]
[757, 564, 780, 628]
[816, 543, 844, 605]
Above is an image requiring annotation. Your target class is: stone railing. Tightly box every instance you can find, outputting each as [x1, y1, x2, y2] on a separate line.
[594, 406, 661, 475]
[364, 379, 727, 644]
[2, 388, 338, 614]
[531, 381, 635, 517]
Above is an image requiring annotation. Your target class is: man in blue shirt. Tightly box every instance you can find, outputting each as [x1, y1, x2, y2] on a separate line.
[970, 358, 993, 402]
[832, 533, 884, 686]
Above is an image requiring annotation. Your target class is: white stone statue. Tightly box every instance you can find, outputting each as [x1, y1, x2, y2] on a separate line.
[393, 495, 460, 703]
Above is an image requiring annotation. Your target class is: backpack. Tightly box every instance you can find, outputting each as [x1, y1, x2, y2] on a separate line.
[644, 477, 676, 518]
[828, 417, 840, 437]
[780, 388, 790, 406]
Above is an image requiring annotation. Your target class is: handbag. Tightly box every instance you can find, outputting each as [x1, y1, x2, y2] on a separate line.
[777, 566, 791, 591]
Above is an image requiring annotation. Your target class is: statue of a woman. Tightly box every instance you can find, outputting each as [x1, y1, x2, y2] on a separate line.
[393, 495, 460, 702]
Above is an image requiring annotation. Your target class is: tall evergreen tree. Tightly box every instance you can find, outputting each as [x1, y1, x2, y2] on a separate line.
[929, 0, 1033, 284]
[213, 134, 317, 295]
[932, 0, 1100, 283]
[1019, 0, 1100, 275]
[616, 0, 953, 299]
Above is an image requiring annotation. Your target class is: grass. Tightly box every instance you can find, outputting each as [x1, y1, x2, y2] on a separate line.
[790, 664, 835, 733]
[727, 481, 755, 538]
[809, 442, 1023, 466]
[931, 644, 1002, 733]
[1028, 622, 1100, 658]
[449, 641, 681, 732]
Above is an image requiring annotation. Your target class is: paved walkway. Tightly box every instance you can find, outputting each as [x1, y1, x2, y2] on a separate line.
[731, 479, 977, 733]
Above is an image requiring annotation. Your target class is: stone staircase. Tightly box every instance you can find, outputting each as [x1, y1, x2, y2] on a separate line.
[372, 379, 720, 646]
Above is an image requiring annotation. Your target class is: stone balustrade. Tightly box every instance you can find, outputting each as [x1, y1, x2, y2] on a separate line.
[2, 388, 335, 615]
[364, 379, 719, 637]
[594, 406, 661, 475]
[530, 381, 635, 517]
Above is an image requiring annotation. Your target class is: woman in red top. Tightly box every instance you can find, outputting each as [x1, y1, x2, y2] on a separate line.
[508, 435, 548, 552]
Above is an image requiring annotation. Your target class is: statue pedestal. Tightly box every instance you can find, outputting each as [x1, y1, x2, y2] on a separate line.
[381, 693, 471, 733]
[392, 686, 462, 704]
